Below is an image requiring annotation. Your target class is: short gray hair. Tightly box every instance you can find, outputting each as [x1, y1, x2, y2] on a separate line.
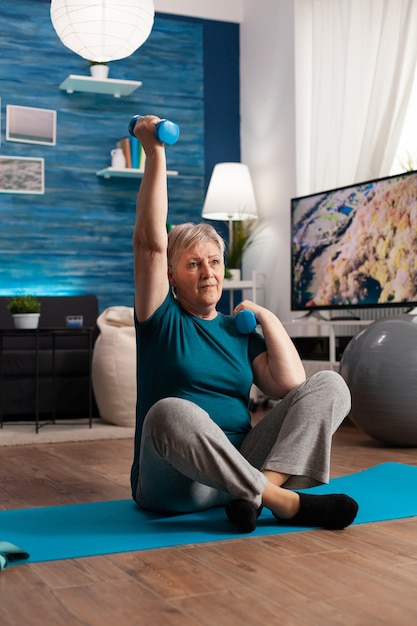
[167, 223, 225, 269]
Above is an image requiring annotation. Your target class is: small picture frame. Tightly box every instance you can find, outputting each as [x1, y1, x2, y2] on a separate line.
[6, 104, 56, 146]
[0, 156, 45, 194]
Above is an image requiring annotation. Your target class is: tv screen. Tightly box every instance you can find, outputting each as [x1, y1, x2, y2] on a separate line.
[291, 170, 417, 312]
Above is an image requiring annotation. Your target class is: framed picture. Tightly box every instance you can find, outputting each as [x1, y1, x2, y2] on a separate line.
[0, 156, 45, 194]
[6, 104, 56, 146]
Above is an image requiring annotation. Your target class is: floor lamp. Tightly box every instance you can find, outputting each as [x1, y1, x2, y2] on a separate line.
[201, 162, 258, 256]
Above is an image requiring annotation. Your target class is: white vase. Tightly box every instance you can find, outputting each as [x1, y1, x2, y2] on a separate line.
[226, 269, 241, 281]
[111, 148, 126, 169]
[90, 64, 109, 79]
[12, 313, 40, 329]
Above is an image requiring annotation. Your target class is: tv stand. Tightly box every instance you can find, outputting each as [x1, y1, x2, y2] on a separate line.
[284, 318, 373, 367]
[294, 310, 361, 322]
[330, 315, 361, 321]
[292, 310, 329, 321]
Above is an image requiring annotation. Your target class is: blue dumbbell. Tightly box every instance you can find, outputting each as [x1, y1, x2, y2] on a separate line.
[128, 115, 180, 145]
[235, 310, 257, 334]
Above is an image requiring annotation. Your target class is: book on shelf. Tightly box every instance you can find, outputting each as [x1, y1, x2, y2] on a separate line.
[139, 142, 146, 170]
[129, 136, 139, 168]
[115, 136, 146, 171]
[129, 136, 145, 169]
[119, 137, 132, 168]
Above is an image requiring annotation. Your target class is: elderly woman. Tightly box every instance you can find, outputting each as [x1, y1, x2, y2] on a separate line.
[130, 115, 358, 533]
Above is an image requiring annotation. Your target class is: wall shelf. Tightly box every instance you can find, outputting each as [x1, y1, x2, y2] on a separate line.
[96, 167, 179, 179]
[59, 75, 142, 98]
[222, 271, 265, 313]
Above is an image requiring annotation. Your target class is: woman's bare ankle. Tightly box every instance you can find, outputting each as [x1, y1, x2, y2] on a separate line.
[262, 469, 289, 487]
[261, 481, 300, 519]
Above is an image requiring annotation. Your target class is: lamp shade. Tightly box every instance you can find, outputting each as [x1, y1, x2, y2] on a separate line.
[50, 0, 155, 63]
[201, 163, 258, 222]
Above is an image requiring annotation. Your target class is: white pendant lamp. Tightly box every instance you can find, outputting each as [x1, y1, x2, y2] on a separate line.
[50, 0, 155, 63]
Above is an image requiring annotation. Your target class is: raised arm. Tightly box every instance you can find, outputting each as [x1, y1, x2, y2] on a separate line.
[131, 116, 170, 321]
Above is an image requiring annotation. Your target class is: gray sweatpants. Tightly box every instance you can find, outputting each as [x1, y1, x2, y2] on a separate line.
[135, 370, 351, 513]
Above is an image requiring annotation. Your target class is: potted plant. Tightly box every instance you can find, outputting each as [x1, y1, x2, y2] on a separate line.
[7, 295, 42, 329]
[225, 220, 256, 280]
[89, 60, 109, 79]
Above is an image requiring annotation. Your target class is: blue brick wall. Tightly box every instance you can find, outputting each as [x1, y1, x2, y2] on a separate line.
[0, 2, 239, 312]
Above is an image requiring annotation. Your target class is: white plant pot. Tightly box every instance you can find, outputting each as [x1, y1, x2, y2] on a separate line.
[226, 269, 241, 281]
[12, 313, 40, 329]
[90, 64, 109, 79]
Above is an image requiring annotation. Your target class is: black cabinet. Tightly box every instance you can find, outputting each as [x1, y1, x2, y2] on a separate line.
[0, 295, 99, 428]
[292, 336, 353, 362]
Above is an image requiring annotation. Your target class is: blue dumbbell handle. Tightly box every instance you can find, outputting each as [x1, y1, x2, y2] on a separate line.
[128, 115, 180, 145]
[235, 310, 257, 334]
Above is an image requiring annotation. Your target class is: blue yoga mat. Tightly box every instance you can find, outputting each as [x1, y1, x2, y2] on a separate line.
[1, 462, 416, 566]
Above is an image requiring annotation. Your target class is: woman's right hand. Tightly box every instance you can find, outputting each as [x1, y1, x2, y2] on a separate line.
[131, 115, 164, 155]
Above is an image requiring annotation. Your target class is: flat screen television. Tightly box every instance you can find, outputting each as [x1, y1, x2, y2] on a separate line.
[291, 169, 417, 314]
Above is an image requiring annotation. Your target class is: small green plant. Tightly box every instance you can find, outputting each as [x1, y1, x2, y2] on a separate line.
[399, 151, 417, 172]
[225, 220, 256, 276]
[7, 295, 41, 314]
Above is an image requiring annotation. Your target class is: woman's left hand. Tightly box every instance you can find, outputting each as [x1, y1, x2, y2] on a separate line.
[233, 299, 261, 318]
[237, 300, 306, 399]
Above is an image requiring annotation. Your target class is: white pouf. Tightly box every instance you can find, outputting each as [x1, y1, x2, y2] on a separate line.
[92, 306, 136, 427]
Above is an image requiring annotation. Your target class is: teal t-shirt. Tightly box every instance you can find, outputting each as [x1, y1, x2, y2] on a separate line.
[130, 290, 266, 494]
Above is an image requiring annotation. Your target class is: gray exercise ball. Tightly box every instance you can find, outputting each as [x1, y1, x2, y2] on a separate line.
[339, 314, 417, 446]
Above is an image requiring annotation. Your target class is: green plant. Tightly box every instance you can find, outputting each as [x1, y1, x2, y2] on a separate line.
[399, 151, 417, 172]
[225, 220, 256, 275]
[7, 295, 41, 314]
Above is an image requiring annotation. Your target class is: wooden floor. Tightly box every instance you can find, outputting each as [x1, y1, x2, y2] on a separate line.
[1, 420, 417, 626]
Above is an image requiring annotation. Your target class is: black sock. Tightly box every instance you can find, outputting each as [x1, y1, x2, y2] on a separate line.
[274, 493, 358, 530]
[225, 500, 263, 533]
